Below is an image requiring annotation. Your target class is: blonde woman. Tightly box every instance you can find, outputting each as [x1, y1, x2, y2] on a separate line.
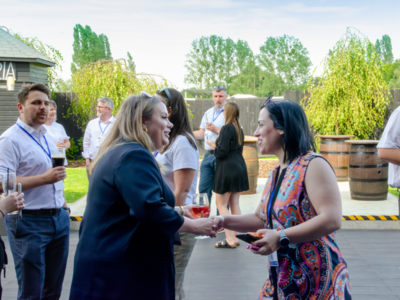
[207, 102, 249, 248]
[70, 93, 216, 300]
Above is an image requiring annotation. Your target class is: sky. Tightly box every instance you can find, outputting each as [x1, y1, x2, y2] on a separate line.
[1, 0, 399, 90]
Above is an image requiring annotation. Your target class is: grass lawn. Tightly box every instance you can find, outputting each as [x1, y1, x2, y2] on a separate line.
[65, 168, 88, 203]
[389, 187, 399, 197]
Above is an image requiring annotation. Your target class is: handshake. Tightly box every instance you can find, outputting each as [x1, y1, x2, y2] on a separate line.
[182, 205, 225, 238]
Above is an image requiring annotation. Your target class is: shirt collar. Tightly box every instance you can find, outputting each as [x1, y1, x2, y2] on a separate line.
[17, 118, 47, 138]
[213, 106, 224, 113]
[99, 115, 115, 124]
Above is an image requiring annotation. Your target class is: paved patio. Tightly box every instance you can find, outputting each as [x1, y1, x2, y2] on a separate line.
[1, 230, 400, 299]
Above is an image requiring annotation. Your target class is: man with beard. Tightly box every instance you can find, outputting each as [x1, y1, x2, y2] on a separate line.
[82, 97, 115, 179]
[0, 83, 70, 299]
[193, 86, 227, 211]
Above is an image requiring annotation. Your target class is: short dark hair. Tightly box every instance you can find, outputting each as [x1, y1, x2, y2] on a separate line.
[17, 83, 51, 105]
[263, 99, 315, 163]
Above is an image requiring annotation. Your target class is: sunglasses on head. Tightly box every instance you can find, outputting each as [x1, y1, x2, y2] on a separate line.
[214, 86, 226, 91]
[157, 87, 171, 100]
[141, 91, 151, 98]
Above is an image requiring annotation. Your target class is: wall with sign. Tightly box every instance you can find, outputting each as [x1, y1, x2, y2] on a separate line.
[0, 62, 48, 135]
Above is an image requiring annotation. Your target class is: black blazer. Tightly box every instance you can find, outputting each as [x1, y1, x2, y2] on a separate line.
[69, 142, 184, 300]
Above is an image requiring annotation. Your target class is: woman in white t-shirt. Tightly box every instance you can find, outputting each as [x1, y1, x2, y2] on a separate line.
[156, 88, 199, 300]
[43, 100, 71, 159]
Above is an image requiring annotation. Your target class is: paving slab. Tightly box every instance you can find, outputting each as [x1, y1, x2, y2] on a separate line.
[0, 230, 399, 299]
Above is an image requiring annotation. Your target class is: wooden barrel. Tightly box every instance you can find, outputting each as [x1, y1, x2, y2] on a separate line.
[316, 135, 355, 182]
[241, 136, 259, 195]
[345, 140, 388, 201]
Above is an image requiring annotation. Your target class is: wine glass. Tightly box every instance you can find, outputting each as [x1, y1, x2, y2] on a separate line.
[192, 193, 211, 239]
[0, 172, 19, 215]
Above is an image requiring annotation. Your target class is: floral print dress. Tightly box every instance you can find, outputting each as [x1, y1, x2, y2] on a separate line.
[258, 152, 351, 300]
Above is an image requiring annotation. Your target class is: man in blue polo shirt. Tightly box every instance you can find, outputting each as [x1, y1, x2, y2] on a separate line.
[194, 86, 227, 210]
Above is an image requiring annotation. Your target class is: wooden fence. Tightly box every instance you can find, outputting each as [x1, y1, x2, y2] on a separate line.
[53, 91, 400, 158]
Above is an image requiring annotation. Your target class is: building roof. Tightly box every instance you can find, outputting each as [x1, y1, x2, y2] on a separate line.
[182, 89, 213, 96]
[0, 27, 55, 67]
[230, 94, 257, 99]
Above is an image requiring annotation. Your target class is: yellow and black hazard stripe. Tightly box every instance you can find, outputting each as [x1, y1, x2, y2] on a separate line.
[342, 215, 399, 221]
[70, 215, 400, 221]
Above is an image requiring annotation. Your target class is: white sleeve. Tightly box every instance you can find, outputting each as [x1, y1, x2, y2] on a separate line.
[171, 137, 199, 172]
[0, 135, 19, 174]
[377, 108, 400, 149]
[81, 122, 92, 158]
[60, 125, 70, 140]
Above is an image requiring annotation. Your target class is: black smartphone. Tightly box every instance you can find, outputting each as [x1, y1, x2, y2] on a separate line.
[236, 233, 261, 244]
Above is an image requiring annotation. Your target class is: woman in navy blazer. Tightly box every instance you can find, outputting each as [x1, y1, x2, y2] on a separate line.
[69, 93, 216, 300]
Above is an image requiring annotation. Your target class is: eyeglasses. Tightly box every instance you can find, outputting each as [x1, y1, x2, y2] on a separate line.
[214, 86, 226, 91]
[96, 106, 108, 109]
[157, 87, 171, 100]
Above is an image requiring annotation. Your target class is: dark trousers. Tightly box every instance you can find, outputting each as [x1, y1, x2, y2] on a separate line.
[5, 209, 70, 300]
[199, 152, 216, 209]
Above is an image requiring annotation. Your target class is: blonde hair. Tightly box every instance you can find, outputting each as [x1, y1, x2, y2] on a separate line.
[89, 94, 162, 175]
[224, 102, 243, 145]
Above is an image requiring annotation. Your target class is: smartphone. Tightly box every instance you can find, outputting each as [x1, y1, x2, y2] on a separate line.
[236, 233, 262, 244]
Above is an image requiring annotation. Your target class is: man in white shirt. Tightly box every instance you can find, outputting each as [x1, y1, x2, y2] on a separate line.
[377, 106, 400, 215]
[193, 86, 227, 210]
[82, 97, 115, 178]
[0, 83, 70, 299]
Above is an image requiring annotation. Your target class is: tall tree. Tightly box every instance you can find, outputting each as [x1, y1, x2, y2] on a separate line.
[375, 35, 394, 64]
[71, 24, 112, 73]
[127, 52, 136, 73]
[184, 36, 241, 90]
[258, 34, 312, 91]
[304, 28, 389, 140]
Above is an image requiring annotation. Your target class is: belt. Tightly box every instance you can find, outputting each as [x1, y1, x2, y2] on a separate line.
[207, 150, 215, 154]
[22, 209, 61, 216]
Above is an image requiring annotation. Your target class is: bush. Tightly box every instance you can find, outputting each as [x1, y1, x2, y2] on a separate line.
[66, 138, 81, 160]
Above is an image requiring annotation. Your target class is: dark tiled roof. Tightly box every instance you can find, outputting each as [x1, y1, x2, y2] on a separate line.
[0, 28, 55, 67]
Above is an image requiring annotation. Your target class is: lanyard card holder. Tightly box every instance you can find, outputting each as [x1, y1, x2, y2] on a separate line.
[268, 229, 279, 267]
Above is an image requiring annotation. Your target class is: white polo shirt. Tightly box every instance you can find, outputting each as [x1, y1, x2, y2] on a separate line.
[82, 116, 115, 160]
[43, 121, 70, 165]
[156, 134, 199, 205]
[200, 106, 225, 151]
[377, 106, 400, 188]
[0, 119, 64, 209]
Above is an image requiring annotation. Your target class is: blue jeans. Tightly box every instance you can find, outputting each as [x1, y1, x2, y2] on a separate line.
[5, 209, 70, 300]
[199, 152, 216, 209]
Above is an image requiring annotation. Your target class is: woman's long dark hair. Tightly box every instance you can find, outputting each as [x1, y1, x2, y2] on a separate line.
[263, 99, 315, 163]
[157, 88, 197, 153]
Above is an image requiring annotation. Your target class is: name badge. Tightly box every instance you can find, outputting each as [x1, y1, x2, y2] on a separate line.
[54, 180, 64, 191]
[96, 136, 104, 148]
[268, 251, 279, 267]
[268, 229, 279, 267]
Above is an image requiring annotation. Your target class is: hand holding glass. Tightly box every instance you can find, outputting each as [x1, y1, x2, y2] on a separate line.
[0, 172, 20, 216]
[51, 147, 66, 167]
[192, 193, 211, 239]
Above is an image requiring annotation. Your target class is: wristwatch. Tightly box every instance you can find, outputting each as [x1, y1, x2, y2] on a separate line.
[279, 230, 290, 248]
[63, 207, 71, 214]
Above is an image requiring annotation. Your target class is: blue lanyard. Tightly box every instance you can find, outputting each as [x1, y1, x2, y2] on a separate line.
[154, 151, 159, 157]
[212, 108, 223, 122]
[99, 121, 110, 136]
[17, 123, 51, 159]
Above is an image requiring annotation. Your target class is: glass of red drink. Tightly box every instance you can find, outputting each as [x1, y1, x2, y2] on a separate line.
[192, 193, 211, 239]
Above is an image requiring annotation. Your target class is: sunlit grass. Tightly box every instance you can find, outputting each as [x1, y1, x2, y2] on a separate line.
[64, 168, 88, 203]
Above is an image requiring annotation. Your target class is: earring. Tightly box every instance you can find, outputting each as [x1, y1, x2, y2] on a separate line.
[144, 128, 148, 133]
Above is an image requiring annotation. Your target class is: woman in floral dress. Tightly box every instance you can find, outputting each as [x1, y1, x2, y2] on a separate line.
[212, 97, 351, 299]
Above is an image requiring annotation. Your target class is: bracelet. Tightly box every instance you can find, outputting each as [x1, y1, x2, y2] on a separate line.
[0, 210, 5, 218]
[180, 206, 185, 217]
